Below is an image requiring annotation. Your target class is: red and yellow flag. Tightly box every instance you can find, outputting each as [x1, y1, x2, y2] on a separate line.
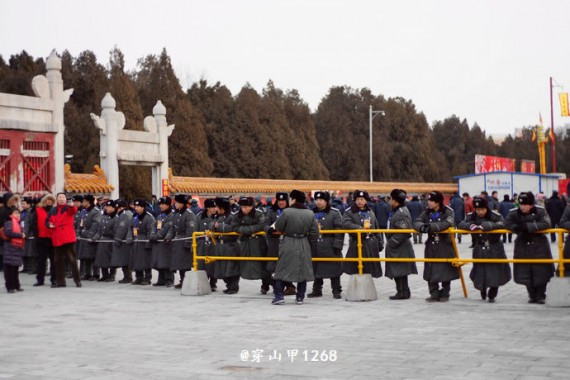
[560, 93, 569, 117]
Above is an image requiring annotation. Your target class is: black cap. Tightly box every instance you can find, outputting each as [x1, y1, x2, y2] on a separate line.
[275, 192, 289, 201]
[158, 196, 172, 205]
[427, 191, 444, 204]
[518, 192, 535, 205]
[353, 190, 370, 201]
[314, 191, 330, 202]
[174, 194, 188, 204]
[238, 196, 254, 206]
[72, 195, 84, 202]
[204, 199, 217, 208]
[105, 200, 118, 209]
[215, 197, 231, 211]
[115, 199, 128, 208]
[473, 196, 488, 209]
[133, 199, 146, 207]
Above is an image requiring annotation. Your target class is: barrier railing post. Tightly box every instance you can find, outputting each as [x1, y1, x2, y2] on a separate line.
[449, 229, 468, 298]
[192, 232, 198, 271]
[357, 231, 363, 275]
[558, 230, 565, 278]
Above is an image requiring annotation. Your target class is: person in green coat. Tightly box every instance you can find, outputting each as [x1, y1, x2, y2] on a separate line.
[413, 191, 459, 302]
[273, 190, 318, 305]
[386, 189, 417, 300]
[231, 197, 270, 294]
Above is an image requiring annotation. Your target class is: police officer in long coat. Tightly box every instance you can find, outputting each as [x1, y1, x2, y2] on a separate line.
[22, 197, 38, 274]
[458, 196, 511, 302]
[94, 200, 118, 282]
[386, 189, 417, 300]
[196, 199, 218, 290]
[231, 196, 270, 294]
[272, 190, 318, 305]
[77, 195, 101, 281]
[342, 190, 384, 278]
[211, 197, 240, 294]
[150, 196, 176, 287]
[170, 194, 196, 289]
[111, 199, 133, 284]
[307, 191, 344, 299]
[414, 191, 459, 302]
[127, 199, 155, 285]
[264, 192, 296, 296]
[505, 191, 554, 304]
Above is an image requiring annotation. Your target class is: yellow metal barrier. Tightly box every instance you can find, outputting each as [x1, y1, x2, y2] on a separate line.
[191, 228, 570, 298]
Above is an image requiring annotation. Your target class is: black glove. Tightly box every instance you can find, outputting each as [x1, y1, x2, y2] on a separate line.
[419, 224, 430, 233]
[333, 248, 343, 257]
[126, 238, 133, 245]
[149, 234, 158, 243]
[378, 241, 384, 253]
[521, 223, 529, 233]
[113, 238, 122, 248]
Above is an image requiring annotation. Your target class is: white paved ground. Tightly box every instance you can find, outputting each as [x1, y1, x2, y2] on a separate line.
[1, 240, 570, 380]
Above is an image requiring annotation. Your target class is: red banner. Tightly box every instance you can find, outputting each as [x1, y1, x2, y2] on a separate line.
[474, 154, 516, 174]
[520, 160, 536, 173]
[162, 179, 169, 197]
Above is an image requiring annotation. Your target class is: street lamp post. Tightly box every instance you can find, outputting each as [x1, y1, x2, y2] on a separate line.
[369, 105, 385, 182]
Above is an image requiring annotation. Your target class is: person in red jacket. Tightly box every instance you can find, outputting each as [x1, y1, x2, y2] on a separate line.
[47, 193, 81, 288]
[33, 194, 56, 287]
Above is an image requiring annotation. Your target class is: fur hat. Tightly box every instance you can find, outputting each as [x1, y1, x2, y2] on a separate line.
[353, 190, 370, 201]
[157, 196, 172, 205]
[133, 199, 146, 207]
[518, 192, 535, 206]
[473, 196, 488, 209]
[115, 199, 128, 208]
[314, 191, 330, 203]
[174, 194, 188, 204]
[427, 191, 444, 204]
[204, 199, 217, 208]
[238, 196, 254, 206]
[215, 197, 231, 212]
[275, 192, 289, 202]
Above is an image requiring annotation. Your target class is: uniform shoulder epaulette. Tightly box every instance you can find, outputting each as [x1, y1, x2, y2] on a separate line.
[445, 205, 453, 211]
[492, 210, 501, 216]
[398, 207, 405, 213]
[196, 211, 203, 217]
[466, 212, 473, 216]
[509, 207, 518, 211]
[331, 207, 341, 214]
[535, 205, 545, 209]
[231, 211, 239, 216]
[145, 211, 153, 217]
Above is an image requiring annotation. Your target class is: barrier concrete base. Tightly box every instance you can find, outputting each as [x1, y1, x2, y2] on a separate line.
[546, 277, 570, 307]
[345, 274, 377, 302]
[181, 270, 212, 296]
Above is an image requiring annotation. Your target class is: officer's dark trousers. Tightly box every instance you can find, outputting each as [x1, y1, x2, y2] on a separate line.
[429, 281, 451, 298]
